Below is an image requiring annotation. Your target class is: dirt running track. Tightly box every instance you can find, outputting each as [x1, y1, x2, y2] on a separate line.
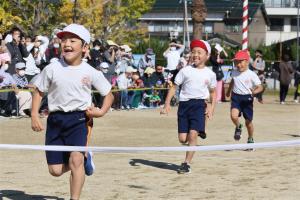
[0, 95, 300, 200]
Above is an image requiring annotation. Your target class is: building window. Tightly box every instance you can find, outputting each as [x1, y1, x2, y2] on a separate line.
[202, 22, 213, 34]
[264, 0, 297, 8]
[268, 18, 284, 31]
[291, 18, 298, 32]
[225, 24, 242, 33]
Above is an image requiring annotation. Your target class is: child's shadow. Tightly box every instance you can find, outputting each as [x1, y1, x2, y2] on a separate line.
[129, 159, 180, 172]
[0, 190, 64, 200]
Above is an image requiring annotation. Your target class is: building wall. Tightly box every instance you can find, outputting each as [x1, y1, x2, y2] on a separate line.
[249, 9, 267, 48]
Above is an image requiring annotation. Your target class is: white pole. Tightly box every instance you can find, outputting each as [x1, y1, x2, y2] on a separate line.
[242, 0, 248, 50]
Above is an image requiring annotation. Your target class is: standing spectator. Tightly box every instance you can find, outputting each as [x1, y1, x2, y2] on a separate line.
[138, 48, 155, 76]
[117, 66, 135, 109]
[31, 35, 49, 69]
[46, 37, 61, 63]
[24, 36, 41, 81]
[5, 27, 29, 75]
[252, 50, 266, 103]
[294, 65, 300, 103]
[279, 54, 294, 104]
[88, 39, 103, 68]
[210, 44, 227, 103]
[163, 39, 185, 73]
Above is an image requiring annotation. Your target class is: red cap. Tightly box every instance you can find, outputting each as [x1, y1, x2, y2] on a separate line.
[190, 40, 211, 54]
[233, 50, 250, 61]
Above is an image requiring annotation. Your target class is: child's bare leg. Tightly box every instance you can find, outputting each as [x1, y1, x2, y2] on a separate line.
[69, 152, 85, 200]
[230, 108, 240, 127]
[184, 130, 198, 164]
[48, 164, 70, 177]
[178, 133, 188, 144]
[245, 119, 254, 139]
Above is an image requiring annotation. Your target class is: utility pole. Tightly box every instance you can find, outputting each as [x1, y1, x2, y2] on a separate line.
[184, 0, 190, 48]
[297, 0, 299, 68]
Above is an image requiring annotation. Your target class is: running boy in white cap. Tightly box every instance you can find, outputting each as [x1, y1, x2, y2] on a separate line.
[160, 39, 217, 174]
[31, 24, 114, 200]
[226, 50, 263, 145]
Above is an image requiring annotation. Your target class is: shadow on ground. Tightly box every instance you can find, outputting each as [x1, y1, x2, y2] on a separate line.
[0, 190, 64, 200]
[129, 159, 180, 172]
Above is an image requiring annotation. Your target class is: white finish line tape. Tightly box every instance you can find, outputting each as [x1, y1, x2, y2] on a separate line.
[0, 140, 299, 153]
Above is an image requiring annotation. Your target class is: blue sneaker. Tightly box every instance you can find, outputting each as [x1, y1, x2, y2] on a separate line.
[84, 152, 95, 176]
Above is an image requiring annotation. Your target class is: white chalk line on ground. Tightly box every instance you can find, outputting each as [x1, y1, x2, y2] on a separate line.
[0, 140, 299, 153]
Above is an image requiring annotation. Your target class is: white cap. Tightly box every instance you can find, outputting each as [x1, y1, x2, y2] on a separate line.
[100, 62, 109, 69]
[15, 62, 26, 69]
[215, 43, 223, 53]
[120, 45, 132, 53]
[57, 24, 91, 44]
[107, 40, 118, 47]
[125, 66, 137, 73]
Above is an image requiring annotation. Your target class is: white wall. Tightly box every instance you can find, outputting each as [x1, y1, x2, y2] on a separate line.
[265, 31, 298, 45]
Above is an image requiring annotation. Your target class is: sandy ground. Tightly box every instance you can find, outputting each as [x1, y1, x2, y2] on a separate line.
[0, 95, 300, 200]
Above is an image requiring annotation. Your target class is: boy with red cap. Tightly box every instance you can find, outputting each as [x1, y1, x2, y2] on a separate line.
[161, 39, 216, 174]
[31, 24, 114, 200]
[226, 50, 263, 146]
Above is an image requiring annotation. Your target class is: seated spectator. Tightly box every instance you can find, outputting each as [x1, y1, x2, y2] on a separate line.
[131, 71, 144, 108]
[12, 62, 35, 116]
[143, 89, 161, 108]
[150, 65, 166, 104]
[0, 61, 18, 117]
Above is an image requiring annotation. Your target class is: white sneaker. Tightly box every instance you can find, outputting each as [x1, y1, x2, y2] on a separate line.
[280, 101, 285, 105]
[294, 99, 299, 103]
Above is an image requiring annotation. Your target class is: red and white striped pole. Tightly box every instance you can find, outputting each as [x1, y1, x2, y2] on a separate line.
[242, 0, 248, 50]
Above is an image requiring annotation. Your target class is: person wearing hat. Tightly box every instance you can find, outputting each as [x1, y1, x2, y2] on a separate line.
[226, 50, 263, 148]
[88, 39, 104, 68]
[137, 48, 155, 76]
[31, 23, 114, 200]
[160, 39, 217, 174]
[12, 62, 34, 116]
[117, 66, 136, 109]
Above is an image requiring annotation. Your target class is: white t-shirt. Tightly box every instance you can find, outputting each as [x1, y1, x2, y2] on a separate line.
[174, 65, 217, 101]
[231, 69, 261, 95]
[116, 73, 132, 90]
[163, 47, 184, 71]
[34, 59, 111, 112]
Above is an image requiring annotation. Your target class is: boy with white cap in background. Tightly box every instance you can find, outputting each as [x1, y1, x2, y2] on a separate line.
[161, 39, 217, 174]
[31, 24, 114, 200]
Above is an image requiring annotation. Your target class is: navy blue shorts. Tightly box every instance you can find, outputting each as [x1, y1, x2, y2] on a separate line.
[177, 99, 205, 134]
[231, 93, 254, 121]
[45, 111, 93, 165]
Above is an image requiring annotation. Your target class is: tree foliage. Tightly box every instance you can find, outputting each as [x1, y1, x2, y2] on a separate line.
[0, 0, 62, 35]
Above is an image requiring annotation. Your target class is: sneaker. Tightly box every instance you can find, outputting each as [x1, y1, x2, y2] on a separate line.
[198, 132, 206, 139]
[234, 124, 242, 141]
[294, 99, 299, 103]
[177, 163, 191, 174]
[84, 152, 95, 176]
[246, 138, 255, 151]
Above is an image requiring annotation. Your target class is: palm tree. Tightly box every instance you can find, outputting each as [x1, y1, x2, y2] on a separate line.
[192, 0, 207, 40]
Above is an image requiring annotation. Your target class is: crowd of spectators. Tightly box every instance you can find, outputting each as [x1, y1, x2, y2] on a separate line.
[0, 26, 299, 118]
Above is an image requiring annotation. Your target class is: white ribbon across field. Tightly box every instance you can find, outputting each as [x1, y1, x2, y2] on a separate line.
[0, 140, 299, 153]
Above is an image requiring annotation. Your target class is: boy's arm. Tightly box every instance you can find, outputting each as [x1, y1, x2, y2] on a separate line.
[207, 88, 217, 119]
[31, 89, 44, 132]
[251, 84, 263, 96]
[86, 91, 114, 118]
[160, 84, 177, 115]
